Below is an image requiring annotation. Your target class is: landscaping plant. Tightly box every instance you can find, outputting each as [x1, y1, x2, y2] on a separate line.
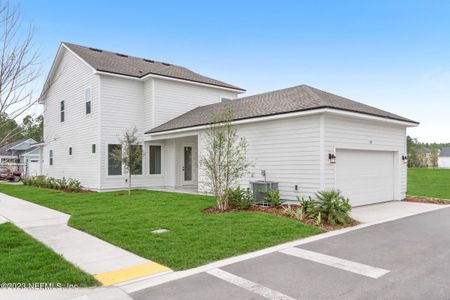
[265, 188, 282, 207]
[227, 187, 254, 209]
[111, 127, 143, 196]
[22, 176, 82, 192]
[200, 108, 251, 211]
[298, 190, 351, 226]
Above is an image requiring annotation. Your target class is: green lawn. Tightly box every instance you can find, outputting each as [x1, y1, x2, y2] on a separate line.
[0, 185, 322, 270]
[408, 168, 450, 199]
[0, 222, 96, 286]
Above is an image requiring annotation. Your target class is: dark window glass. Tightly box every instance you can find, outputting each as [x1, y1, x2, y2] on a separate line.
[149, 145, 161, 174]
[86, 101, 91, 114]
[49, 150, 53, 166]
[69, 147, 72, 155]
[92, 144, 96, 153]
[131, 145, 142, 175]
[60, 101, 65, 122]
[108, 144, 122, 175]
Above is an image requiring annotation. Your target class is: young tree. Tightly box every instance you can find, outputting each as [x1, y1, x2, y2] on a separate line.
[21, 114, 43, 141]
[112, 127, 142, 196]
[429, 148, 439, 167]
[0, 2, 40, 147]
[200, 108, 251, 211]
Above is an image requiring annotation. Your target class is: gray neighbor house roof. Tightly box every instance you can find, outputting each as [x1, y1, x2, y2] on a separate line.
[439, 147, 450, 157]
[146, 84, 418, 134]
[0, 139, 27, 156]
[63, 43, 245, 92]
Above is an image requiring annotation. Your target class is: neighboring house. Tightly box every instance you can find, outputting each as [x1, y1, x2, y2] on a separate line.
[0, 138, 43, 176]
[438, 147, 450, 168]
[40, 42, 418, 207]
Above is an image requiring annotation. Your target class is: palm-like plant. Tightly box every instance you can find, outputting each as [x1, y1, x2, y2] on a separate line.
[315, 190, 351, 226]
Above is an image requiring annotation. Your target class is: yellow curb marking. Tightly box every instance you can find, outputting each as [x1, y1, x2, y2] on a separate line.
[95, 262, 171, 286]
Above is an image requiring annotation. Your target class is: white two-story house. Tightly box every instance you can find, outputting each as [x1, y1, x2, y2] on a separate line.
[40, 42, 418, 207]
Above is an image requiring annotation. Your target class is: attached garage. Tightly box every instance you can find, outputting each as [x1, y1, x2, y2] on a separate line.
[336, 149, 396, 207]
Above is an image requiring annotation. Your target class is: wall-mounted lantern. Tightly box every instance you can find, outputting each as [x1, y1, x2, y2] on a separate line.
[329, 153, 336, 164]
[401, 155, 408, 164]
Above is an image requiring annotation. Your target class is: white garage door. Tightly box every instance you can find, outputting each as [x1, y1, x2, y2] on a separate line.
[336, 149, 395, 207]
[27, 159, 41, 176]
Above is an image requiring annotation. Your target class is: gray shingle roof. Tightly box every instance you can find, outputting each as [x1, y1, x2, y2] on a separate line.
[146, 84, 418, 134]
[439, 147, 450, 157]
[0, 139, 26, 156]
[63, 43, 244, 91]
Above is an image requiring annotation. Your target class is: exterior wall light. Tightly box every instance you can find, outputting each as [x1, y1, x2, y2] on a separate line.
[329, 153, 336, 164]
[402, 155, 408, 164]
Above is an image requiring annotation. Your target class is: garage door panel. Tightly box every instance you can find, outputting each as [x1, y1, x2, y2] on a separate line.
[336, 150, 394, 207]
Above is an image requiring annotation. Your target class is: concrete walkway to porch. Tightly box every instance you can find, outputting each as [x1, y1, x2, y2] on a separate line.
[350, 200, 444, 223]
[0, 192, 172, 286]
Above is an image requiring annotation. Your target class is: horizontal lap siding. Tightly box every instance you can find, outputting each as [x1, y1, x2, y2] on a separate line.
[100, 76, 166, 190]
[154, 79, 238, 127]
[198, 115, 321, 201]
[323, 115, 407, 198]
[43, 50, 100, 189]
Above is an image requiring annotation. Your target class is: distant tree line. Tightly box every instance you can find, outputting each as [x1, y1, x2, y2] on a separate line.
[407, 136, 450, 168]
[0, 113, 43, 146]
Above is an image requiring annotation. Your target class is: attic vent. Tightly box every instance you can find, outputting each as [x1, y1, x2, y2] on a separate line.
[143, 59, 155, 63]
[162, 62, 171, 66]
[116, 53, 128, 58]
[89, 47, 103, 52]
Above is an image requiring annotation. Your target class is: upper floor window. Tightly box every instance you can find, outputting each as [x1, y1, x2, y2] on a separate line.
[60, 101, 65, 122]
[92, 144, 96, 154]
[69, 147, 72, 156]
[85, 88, 91, 114]
[49, 150, 53, 165]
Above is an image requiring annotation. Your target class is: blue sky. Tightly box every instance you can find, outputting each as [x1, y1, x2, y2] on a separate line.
[16, 0, 450, 142]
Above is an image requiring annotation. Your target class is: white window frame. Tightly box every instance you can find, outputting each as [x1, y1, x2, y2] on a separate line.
[107, 144, 123, 176]
[60, 100, 65, 123]
[85, 87, 92, 115]
[148, 143, 163, 176]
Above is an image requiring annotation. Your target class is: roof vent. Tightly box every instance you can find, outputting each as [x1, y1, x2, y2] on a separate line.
[162, 62, 171, 66]
[89, 47, 103, 52]
[143, 58, 155, 63]
[116, 53, 128, 58]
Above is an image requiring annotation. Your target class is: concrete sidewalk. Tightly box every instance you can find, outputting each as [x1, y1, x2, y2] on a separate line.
[0, 192, 171, 286]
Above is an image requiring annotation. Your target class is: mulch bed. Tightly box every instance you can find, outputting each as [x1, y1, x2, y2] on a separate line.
[403, 196, 450, 205]
[204, 204, 359, 231]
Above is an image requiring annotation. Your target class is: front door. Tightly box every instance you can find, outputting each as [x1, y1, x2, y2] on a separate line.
[182, 146, 193, 185]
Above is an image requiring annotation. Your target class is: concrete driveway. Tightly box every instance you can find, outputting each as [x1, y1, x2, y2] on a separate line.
[130, 206, 450, 300]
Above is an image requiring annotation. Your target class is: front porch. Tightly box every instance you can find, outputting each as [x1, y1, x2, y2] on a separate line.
[143, 133, 200, 192]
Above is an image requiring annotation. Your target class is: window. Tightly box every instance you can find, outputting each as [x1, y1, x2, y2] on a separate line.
[149, 145, 161, 174]
[92, 144, 96, 153]
[108, 144, 122, 175]
[60, 101, 65, 122]
[85, 88, 91, 114]
[131, 145, 143, 175]
[221, 97, 232, 103]
[69, 147, 72, 156]
[49, 150, 53, 165]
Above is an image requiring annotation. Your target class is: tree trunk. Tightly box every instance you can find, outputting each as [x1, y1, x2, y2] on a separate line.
[128, 173, 131, 196]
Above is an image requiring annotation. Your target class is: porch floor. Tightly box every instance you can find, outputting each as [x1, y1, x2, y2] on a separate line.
[148, 186, 203, 195]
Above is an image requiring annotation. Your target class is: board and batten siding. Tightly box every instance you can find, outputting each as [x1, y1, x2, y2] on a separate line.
[42, 48, 101, 189]
[198, 115, 322, 201]
[323, 114, 408, 199]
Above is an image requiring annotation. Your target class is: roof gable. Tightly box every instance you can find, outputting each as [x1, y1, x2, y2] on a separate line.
[147, 85, 418, 134]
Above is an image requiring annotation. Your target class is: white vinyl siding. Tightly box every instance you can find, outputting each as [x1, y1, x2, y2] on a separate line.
[323, 114, 407, 200]
[198, 115, 321, 201]
[42, 48, 100, 188]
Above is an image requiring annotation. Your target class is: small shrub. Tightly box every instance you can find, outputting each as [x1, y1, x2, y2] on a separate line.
[298, 190, 351, 226]
[227, 187, 254, 209]
[265, 188, 281, 207]
[282, 204, 295, 217]
[22, 176, 82, 193]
